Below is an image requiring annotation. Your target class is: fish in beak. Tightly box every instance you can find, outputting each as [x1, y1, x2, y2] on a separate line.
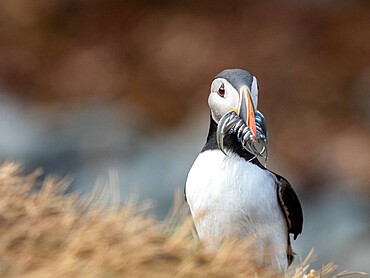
[216, 86, 268, 160]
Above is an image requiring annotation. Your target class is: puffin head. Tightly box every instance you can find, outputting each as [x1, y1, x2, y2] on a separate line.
[208, 69, 267, 159]
[209, 69, 258, 125]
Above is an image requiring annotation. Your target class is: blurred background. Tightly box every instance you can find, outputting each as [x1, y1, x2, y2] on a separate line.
[0, 0, 369, 273]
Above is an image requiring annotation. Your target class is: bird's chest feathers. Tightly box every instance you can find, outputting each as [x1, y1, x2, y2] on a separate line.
[186, 150, 278, 219]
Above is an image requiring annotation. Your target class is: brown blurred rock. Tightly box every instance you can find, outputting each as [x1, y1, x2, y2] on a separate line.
[0, 0, 369, 189]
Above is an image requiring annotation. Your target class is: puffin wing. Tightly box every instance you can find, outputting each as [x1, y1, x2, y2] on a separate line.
[276, 175, 303, 240]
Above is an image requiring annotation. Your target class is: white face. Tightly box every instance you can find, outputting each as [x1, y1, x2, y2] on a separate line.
[208, 78, 239, 124]
[208, 77, 259, 123]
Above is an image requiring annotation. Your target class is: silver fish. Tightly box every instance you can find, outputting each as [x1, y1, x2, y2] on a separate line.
[216, 110, 268, 163]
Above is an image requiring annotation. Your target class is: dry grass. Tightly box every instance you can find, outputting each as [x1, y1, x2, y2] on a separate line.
[0, 163, 366, 278]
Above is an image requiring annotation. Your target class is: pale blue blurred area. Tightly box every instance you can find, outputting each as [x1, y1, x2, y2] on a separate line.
[0, 89, 369, 273]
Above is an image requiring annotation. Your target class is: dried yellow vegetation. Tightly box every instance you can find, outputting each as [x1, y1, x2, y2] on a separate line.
[0, 163, 366, 278]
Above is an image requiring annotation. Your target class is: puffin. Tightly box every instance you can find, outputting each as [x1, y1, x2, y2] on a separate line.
[185, 69, 303, 274]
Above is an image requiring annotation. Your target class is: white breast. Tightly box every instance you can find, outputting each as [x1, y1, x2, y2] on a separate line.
[186, 150, 289, 273]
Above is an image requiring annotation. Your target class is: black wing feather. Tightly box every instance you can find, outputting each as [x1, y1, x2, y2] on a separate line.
[275, 174, 303, 240]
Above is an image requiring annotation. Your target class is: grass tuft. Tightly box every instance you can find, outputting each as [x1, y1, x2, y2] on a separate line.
[0, 163, 367, 277]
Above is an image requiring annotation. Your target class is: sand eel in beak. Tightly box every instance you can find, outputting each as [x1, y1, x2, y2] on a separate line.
[185, 69, 303, 274]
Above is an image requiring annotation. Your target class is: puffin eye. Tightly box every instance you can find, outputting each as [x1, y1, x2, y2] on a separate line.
[217, 83, 225, 97]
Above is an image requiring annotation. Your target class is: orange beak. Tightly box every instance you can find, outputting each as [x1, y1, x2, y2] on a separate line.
[237, 87, 257, 141]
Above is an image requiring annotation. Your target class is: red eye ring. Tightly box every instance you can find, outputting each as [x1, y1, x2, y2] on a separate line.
[217, 83, 225, 97]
